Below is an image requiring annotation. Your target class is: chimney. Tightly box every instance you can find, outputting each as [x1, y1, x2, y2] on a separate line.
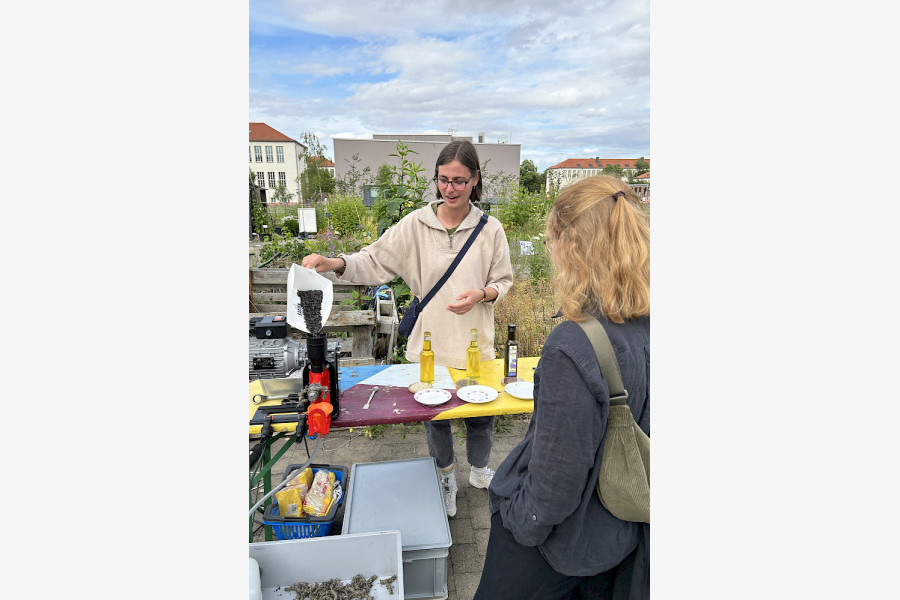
[478, 132, 485, 143]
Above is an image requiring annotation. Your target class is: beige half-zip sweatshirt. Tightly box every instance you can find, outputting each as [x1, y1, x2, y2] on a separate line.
[339, 201, 514, 369]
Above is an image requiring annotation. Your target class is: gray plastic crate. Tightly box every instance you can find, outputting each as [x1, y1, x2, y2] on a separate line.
[342, 457, 452, 600]
[249, 531, 404, 599]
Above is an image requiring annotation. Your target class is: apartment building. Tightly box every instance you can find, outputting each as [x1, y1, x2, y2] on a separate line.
[546, 157, 650, 194]
[249, 123, 306, 203]
[333, 133, 521, 205]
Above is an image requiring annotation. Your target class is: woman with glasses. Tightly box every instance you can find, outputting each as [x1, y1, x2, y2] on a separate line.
[473, 175, 650, 600]
[302, 140, 514, 517]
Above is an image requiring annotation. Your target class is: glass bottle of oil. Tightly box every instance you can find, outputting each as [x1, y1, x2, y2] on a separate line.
[466, 328, 481, 381]
[504, 324, 518, 379]
[420, 331, 435, 384]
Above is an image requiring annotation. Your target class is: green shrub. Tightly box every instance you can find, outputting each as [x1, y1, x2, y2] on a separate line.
[314, 203, 327, 232]
[325, 195, 366, 237]
[257, 235, 308, 265]
[281, 215, 299, 237]
[495, 188, 554, 232]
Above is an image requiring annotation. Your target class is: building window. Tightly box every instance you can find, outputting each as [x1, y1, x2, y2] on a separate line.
[266, 146, 274, 162]
[276, 147, 284, 163]
[278, 172, 286, 188]
[257, 171, 265, 187]
[254, 146, 263, 162]
[249, 146, 252, 162]
[268, 172, 276, 189]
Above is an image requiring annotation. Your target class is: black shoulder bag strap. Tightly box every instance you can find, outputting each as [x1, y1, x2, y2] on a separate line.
[413, 213, 489, 316]
[577, 316, 629, 406]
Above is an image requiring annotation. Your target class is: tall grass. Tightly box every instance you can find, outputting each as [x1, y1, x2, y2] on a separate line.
[493, 276, 559, 358]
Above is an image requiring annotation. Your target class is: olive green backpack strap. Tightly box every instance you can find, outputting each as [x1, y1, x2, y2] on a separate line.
[576, 317, 628, 405]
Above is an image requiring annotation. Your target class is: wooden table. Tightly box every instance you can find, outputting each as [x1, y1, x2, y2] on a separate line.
[249, 357, 538, 435]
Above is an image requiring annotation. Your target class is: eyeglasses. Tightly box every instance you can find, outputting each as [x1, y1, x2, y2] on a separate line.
[433, 176, 473, 190]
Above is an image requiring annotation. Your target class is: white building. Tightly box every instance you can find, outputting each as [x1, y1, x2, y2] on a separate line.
[546, 157, 650, 194]
[249, 123, 306, 203]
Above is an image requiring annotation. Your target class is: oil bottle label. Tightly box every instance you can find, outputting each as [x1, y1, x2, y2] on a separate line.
[507, 346, 518, 376]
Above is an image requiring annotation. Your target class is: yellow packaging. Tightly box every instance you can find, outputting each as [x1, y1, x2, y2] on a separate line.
[285, 467, 313, 490]
[302, 469, 335, 516]
[275, 487, 304, 517]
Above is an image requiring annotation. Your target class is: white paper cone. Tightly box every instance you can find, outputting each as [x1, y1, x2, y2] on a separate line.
[286, 264, 334, 333]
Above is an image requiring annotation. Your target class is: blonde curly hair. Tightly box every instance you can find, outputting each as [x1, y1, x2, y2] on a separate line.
[545, 175, 650, 323]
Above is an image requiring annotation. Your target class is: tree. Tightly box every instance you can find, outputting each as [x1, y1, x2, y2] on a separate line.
[297, 131, 336, 203]
[249, 169, 270, 235]
[374, 164, 393, 197]
[480, 158, 516, 204]
[601, 164, 625, 178]
[633, 157, 649, 176]
[543, 168, 562, 195]
[519, 159, 543, 194]
[271, 183, 295, 204]
[335, 153, 373, 198]
[374, 141, 430, 235]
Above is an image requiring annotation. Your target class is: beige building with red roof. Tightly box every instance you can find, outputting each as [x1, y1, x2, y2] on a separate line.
[546, 157, 650, 195]
[249, 123, 307, 203]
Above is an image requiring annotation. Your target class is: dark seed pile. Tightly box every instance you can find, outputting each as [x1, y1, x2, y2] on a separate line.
[297, 289, 324, 334]
[284, 573, 387, 599]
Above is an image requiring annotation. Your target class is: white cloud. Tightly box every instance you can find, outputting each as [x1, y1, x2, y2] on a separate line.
[249, 0, 650, 171]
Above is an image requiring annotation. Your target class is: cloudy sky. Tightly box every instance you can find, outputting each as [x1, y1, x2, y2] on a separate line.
[249, 0, 649, 173]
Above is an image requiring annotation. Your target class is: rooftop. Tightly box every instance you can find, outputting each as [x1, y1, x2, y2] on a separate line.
[249, 122, 299, 144]
[549, 157, 650, 170]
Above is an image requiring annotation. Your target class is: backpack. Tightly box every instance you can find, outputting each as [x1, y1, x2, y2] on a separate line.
[577, 317, 650, 523]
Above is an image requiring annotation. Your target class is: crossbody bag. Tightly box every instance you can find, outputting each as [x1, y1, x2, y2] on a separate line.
[398, 213, 489, 337]
[577, 316, 650, 523]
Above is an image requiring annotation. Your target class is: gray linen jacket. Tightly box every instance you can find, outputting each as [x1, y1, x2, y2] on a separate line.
[488, 315, 650, 578]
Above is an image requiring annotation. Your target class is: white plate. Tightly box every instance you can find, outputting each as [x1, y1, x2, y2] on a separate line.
[414, 388, 452, 406]
[457, 385, 499, 404]
[505, 381, 535, 400]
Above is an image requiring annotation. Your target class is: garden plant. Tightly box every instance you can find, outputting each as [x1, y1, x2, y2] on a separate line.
[252, 141, 649, 436]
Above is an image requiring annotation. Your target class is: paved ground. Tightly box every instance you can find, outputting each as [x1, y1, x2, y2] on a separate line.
[251, 415, 530, 600]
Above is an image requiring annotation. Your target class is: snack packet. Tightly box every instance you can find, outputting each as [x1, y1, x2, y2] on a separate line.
[275, 487, 304, 517]
[302, 469, 335, 516]
[284, 467, 313, 490]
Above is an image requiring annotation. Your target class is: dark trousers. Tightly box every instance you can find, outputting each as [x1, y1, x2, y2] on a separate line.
[424, 416, 495, 469]
[473, 511, 638, 600]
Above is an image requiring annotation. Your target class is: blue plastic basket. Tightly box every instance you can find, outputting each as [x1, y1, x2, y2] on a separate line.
[262, 465, 347, 540]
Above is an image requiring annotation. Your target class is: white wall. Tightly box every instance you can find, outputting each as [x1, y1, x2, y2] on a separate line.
[248, 140, 305, 202]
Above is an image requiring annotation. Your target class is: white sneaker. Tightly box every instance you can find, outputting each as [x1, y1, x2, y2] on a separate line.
[469, 466, 495, 489]
[440, 467, 458, 517]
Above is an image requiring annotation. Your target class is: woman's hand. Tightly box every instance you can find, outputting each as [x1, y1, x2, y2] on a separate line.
[446, 289, 487, 315]
[301, 253, 341, 273]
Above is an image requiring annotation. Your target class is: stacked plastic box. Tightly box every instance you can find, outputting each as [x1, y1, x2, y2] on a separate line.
[249, 531, 404, 599]
[341, 457, 453, 600]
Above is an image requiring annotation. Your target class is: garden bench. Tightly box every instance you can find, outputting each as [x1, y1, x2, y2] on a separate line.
[249, 267, 398, 366]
